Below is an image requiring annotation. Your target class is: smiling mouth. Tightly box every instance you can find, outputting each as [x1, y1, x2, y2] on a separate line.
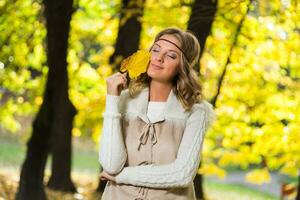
[150, 63, 163, 70]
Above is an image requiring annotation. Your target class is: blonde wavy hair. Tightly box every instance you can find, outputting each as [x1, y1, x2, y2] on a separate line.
[128, 27, 203, 111]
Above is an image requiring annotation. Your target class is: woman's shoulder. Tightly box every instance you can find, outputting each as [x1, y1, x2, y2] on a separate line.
[118, 88, 144, 113]
[192, 100, 214, 112]
[189, 100, 216, 128]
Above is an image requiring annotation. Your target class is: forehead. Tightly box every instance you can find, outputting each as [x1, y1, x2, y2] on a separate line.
[154, 34, 181, 52]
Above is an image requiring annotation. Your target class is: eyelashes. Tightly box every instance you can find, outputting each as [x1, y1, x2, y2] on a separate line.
[151, 48, 177, 59]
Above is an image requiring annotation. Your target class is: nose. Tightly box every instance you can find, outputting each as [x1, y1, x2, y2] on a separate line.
[154, 52, 164, 62]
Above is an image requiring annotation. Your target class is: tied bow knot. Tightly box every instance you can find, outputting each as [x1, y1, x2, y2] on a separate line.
[138, 123, 157, 151]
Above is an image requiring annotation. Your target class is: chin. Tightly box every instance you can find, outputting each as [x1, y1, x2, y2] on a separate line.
[146, 68, 153, 76]
[147, 69, 159, 79]
[147, 72, 169, 83]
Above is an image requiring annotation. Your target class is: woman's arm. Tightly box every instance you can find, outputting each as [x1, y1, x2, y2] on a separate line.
[99, 72, 128, 174]
[99, 95, 127, 174]
[99, 72, 127, 174]
[114, 101, 216, 188]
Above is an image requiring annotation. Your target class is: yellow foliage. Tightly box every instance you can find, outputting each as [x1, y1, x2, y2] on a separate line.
[17, 97, 24, 104]
[198, 163, 226, 179]
[280, 161, 298, 176]
[1, 115, 21, 133]
[72, 128, 82, 137]
[97, 64, 112, 77]
[245, 168, 271, 185]
[78, 63, 100, 81]
[120, 50, 150, 79]
[1, 0, 300, 182]
[34, 96, 43, 105]
[219, 151, 260, 168]
[92, 124, 102, 144]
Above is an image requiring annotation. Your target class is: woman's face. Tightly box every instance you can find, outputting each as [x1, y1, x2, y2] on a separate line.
[147, 34, 182, 83]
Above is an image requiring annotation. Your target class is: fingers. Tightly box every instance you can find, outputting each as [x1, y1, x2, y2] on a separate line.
[100, 172, 108, 181]
[106, 72, 128, 95]
[118, 71, 128, 80]
[107, 72, 127, 86]
[100, 171, 116, 182]
[116, 72, 127, 88]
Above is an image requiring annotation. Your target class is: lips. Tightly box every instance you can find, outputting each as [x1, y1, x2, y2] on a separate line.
[150, 63, 163, 70]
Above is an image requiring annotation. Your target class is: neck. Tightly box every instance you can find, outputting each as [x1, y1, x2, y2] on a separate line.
[149, 80, 173, 102]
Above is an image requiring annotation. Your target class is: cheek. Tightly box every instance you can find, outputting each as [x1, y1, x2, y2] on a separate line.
[166, 62, 180, 76]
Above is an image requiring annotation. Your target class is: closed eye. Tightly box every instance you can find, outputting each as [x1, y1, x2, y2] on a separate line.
[167, 53, 176, 59]
[151, 45, 160, 52]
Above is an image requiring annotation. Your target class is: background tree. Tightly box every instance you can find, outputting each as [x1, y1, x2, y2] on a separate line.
[187, 0, 218, 198]
[109, 0, 146, 71]
[200, 0, 300, 197]
[16, 0, 75, 198]
[187, 0, 218, 73]
[45, 0, 77, 192]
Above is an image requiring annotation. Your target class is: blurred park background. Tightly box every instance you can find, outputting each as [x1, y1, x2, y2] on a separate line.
[0, 0, 299, 199]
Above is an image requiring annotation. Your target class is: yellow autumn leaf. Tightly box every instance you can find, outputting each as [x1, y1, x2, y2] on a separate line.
[120, 50, 150, 79]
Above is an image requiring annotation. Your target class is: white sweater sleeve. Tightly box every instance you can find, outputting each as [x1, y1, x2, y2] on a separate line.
[115, 102, 216, 188]
[99, 94, 127, 174]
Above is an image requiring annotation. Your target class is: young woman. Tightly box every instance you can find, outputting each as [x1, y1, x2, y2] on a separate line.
[99, 27, 215, 200]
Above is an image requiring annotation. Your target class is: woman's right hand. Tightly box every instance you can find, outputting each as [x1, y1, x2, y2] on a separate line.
[100, 171, 116, 182]
[106, 72, 128, 96]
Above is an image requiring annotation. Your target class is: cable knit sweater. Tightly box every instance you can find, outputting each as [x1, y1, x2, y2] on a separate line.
[99, 87, 216, 199]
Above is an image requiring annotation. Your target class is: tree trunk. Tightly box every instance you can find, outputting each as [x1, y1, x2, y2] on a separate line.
[42, 0, 77, 192]
[47, 98, 77, 192]
[109, 0, 145, 71]
[187, 0, 218, 199]
[16, 102, 52, 200]
[193, 165, 204, 200]
[187, 0, 217, 73]
[16, 0, 75, 198]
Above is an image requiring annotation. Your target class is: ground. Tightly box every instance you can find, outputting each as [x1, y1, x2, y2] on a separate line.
[0, 132, 288, 200]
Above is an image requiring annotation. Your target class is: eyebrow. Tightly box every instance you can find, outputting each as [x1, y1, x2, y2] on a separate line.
[153, 43, 180, 56]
